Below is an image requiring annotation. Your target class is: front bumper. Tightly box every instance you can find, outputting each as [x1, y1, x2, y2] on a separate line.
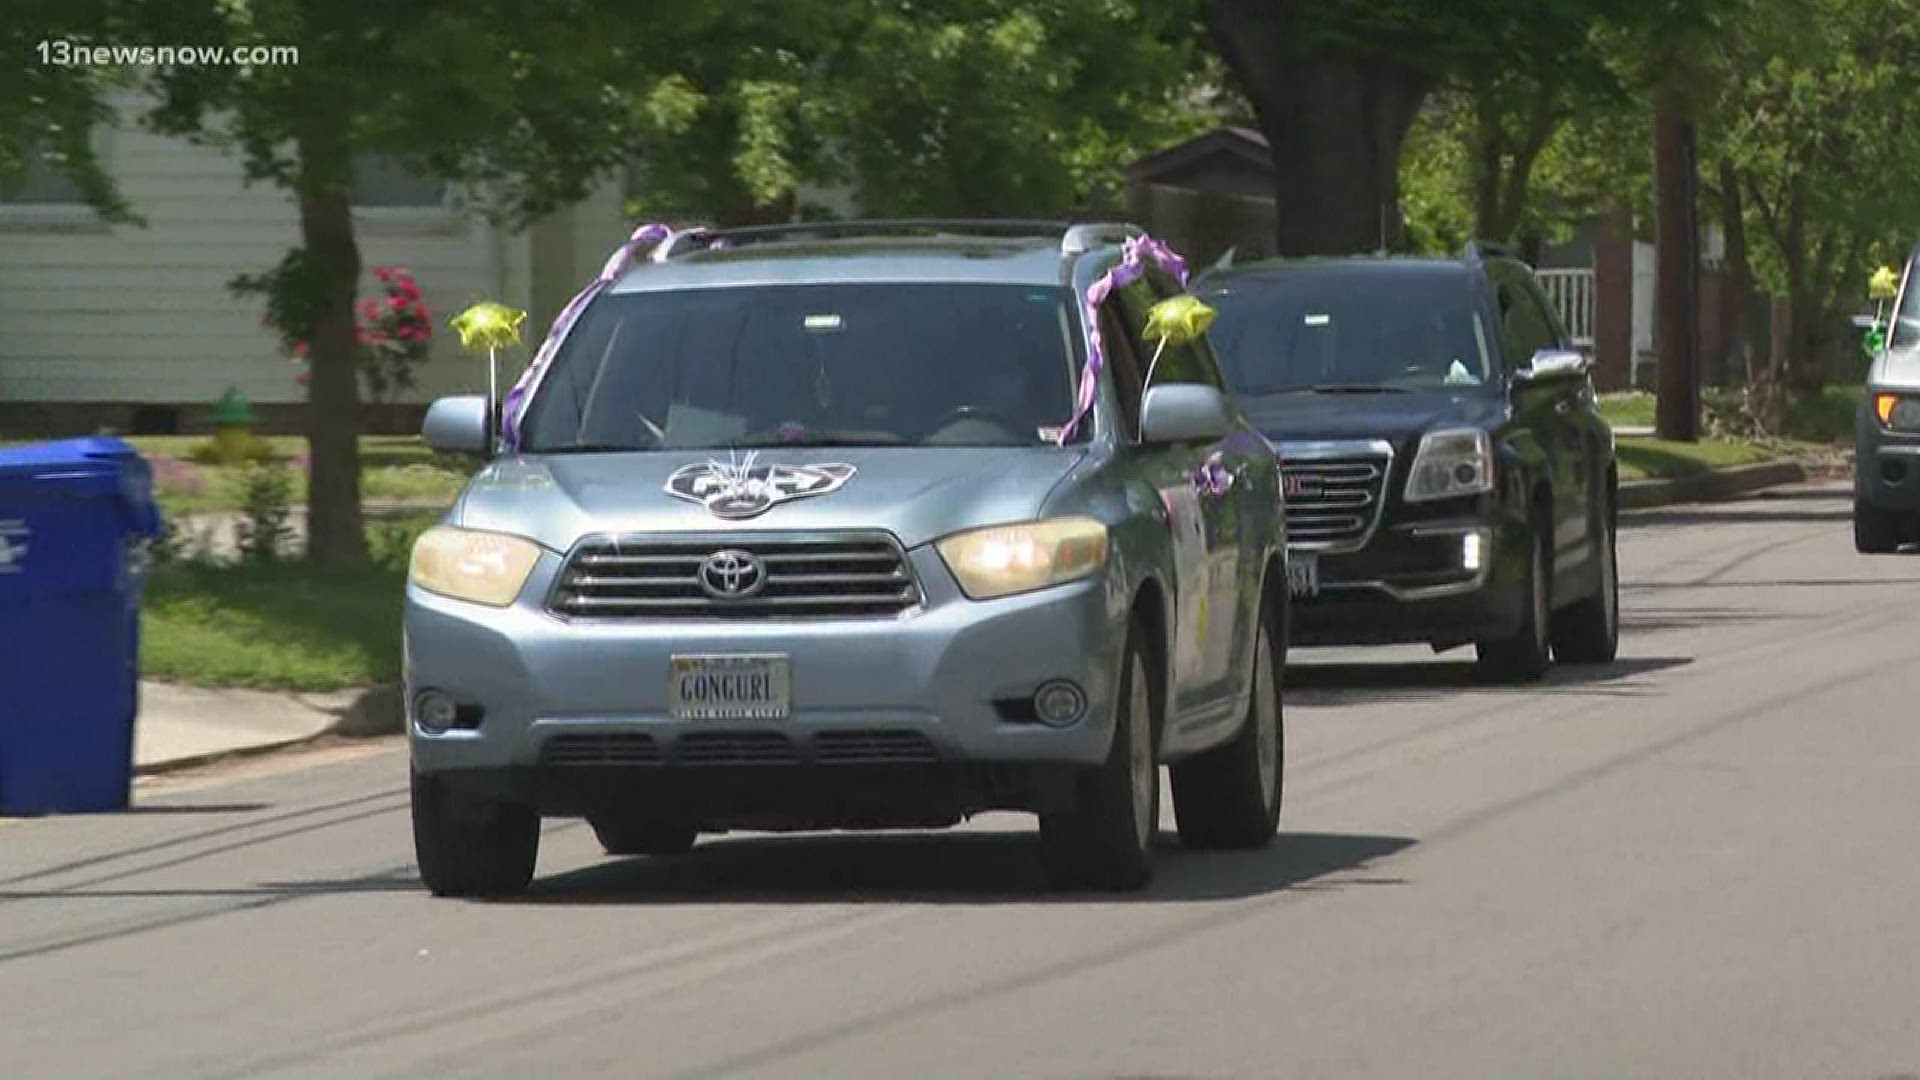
[1290, 517, 1528, 648]
[1856, 402, 1920, 511]
[405, 544, 1127, 787]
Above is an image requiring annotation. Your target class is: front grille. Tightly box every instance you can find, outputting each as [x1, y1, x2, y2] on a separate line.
[676, 731, 800, 766]
[1280, 449, 1392, 552]
[540, 732, 662, 767]
[814, 730, 939, 765]
[550, 533, 920, 619]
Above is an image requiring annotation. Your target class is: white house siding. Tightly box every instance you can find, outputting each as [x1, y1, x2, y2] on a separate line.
[0, 93, 626, 412]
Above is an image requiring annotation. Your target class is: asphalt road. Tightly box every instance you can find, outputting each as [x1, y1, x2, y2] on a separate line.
[6, 483, 1919, 1080]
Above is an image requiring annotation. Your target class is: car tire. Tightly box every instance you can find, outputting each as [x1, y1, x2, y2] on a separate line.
[589, 817, 698, 857]
[1171, 613, 1283, 851]
[1040, 625, 1158, 892]
[1550, 505, 1619, 664]
[411, 769, 540, 898]
[1476, 528, 1552, 683]
[1855, 499, 1902, 554]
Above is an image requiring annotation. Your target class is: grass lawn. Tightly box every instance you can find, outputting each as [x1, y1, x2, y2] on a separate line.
[141, 513, 436, 691]
[1598, 392, 1657, 429]
[143, 562, 407, 691]
[1615, 436, 1776, 483]
[1599, 386, 1862, 444]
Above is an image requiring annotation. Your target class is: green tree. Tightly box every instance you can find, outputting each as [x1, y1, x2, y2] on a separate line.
[1710, 0, 1920, 423]
[128, 0, 682, 565]
[627, 0, 1207, 223]
[1, 0, 132, 219]
[1201, 0, 1679, 257]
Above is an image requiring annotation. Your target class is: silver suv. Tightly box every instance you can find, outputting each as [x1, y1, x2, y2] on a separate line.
[406, 219, 1288, 895]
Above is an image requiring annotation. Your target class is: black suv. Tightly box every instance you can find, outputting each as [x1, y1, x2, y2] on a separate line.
[1195, 247, 1618, 681]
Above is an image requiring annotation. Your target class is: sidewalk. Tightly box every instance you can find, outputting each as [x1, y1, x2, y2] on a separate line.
[136, 681, 399, 774]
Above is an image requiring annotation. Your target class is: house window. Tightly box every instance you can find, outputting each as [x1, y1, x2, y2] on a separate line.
[1, 153, 86, 205]
[351, 154, 446, 208]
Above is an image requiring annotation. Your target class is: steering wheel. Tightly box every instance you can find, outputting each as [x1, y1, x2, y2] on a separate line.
[930, 405, 1021, 436]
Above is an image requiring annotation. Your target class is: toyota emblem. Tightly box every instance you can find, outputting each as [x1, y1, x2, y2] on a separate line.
[699, 549, 766, 599]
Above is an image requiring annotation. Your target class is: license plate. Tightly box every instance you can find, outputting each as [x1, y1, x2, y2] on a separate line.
[669, 654, 791, 720]
[1287, 554, 1320, 599]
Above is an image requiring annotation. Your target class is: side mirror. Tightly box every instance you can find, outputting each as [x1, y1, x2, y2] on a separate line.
[422, 395, 492, 455]
[1513, 348, 1591, 387]
[1140, 383, 1233, 444]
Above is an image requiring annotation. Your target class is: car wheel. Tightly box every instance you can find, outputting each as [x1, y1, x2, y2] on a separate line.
[1040, 624, 1158, 892]
[411, 769, 540, 898]
[1854, 499, 1902, 554]
[589, 817, 698, 857]
[1476, 528, 1551, 683]
[1550, 505, 1619, 664]
[1171, 612, 1283, 850]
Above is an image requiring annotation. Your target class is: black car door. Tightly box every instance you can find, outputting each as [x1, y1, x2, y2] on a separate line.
[1517, 269, 1605, 576]
[1490, 262, 1585, 574]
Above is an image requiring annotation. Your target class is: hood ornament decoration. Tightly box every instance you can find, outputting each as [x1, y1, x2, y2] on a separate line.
[665, 451, 857, 520]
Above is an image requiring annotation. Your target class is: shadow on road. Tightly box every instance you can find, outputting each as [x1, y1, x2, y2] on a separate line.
[1285, 656, 1690, 705]
[504, 829, 1414, 906]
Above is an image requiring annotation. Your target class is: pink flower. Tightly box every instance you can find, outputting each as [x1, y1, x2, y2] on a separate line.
[373, 267, 394, 283]
[358, 299, 379, 320]
[292, 340, 308, 357]
[295, 371, 310, 387]
[389, 294, 408, 310]
[354, 327, 372, 345]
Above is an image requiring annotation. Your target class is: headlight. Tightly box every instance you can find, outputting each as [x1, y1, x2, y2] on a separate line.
[1874, 392, 1920, 432]
[936, 517, 1109, 600]
[409, 526, 543, 606]
[1406, 427, 1495, 502]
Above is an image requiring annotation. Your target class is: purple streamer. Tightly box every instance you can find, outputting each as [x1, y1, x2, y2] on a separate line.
[499, 221, 676, 451]
[1055, 232, 1195, 446]
[1191, 451, 1233, 498]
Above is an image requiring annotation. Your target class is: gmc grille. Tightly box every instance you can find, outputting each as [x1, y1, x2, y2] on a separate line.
[1280, 451, 1392, 552]
[550, 533, 920, 619]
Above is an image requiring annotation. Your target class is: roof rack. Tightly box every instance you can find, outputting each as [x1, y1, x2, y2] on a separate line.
[1464, 240, 1516, 264]
[649, 218, 1142, 262]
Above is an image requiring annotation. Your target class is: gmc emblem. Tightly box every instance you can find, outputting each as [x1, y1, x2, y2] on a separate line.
[1282, 473, 1319, 499]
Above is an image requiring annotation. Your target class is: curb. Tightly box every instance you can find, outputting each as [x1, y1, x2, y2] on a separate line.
[1619, 460, 1810, 510]
[134, 731, 332, 778]
[133, 683, 404, 777]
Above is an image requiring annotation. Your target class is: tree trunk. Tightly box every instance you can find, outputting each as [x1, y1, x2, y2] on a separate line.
[1205, 1, 1432, 256]
[1652, 89, 1700, 442]
[296, 133, 367, 568]
[1716, 157, 1762, 388]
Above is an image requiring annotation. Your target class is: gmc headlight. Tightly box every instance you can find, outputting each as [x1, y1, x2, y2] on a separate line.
[409, 526, 543, 606]
[1874, 392, 1920, 432]
[1406, 427, 1495, 502]
[936, 517, 1109, 600]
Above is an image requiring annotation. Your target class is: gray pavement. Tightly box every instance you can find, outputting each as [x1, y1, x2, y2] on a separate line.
[6, 482, 1920, 1079]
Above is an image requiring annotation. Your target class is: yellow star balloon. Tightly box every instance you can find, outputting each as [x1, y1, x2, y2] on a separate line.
[449, 301, 528, 353]
[1144, 294, 1217, 346]
[1870, 266, 1901, 301]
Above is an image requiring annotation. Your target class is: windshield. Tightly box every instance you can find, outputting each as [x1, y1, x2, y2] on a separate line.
[1199, 268, 1494, 396]
[1891, 258, 1920, 351]
[519, 283, 1081, 452]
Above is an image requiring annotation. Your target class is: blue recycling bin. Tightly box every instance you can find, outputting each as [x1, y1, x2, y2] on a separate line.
[0, 437, 161, 814]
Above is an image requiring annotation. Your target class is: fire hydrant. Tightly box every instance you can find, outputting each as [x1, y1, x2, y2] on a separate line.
[209, 387, 259, 463]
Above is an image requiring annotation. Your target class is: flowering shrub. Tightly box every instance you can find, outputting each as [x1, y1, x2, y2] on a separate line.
[146, 454, 208, 497]
[288, 266, 433, 402]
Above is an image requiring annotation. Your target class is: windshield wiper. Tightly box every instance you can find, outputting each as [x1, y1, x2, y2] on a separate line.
[1292, 384, 1414, 395]
[727, 433, 908, 449]
[535, 442, 654, 454]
